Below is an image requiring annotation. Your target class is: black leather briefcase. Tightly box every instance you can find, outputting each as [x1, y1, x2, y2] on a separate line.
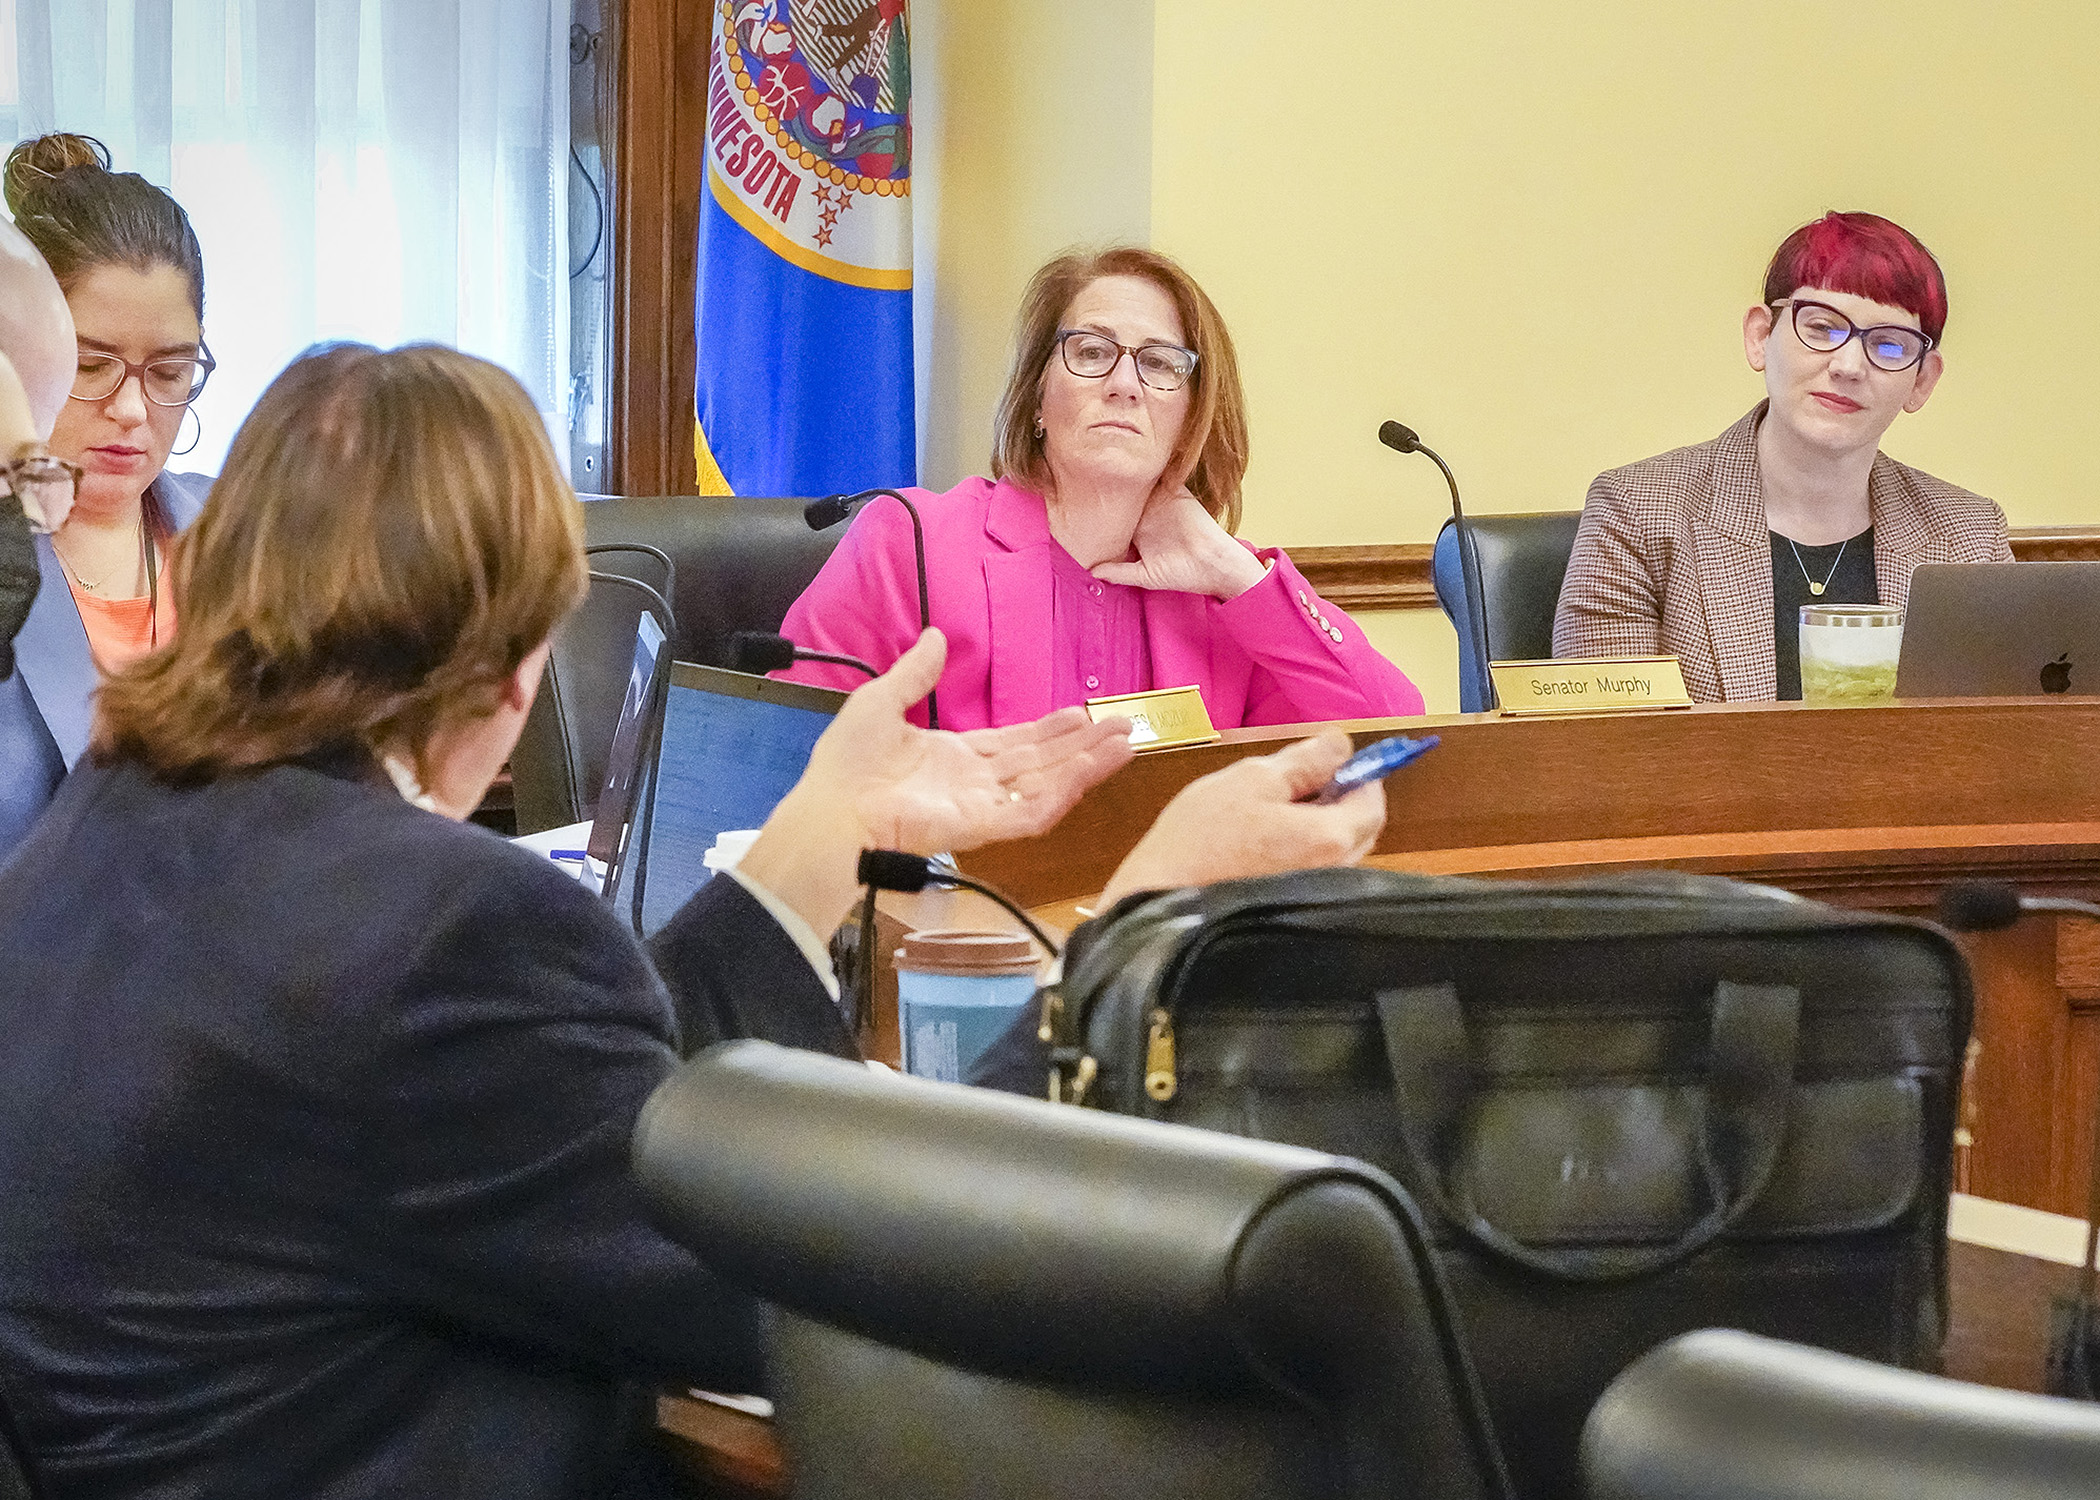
[1040, 868, 1973, 1500]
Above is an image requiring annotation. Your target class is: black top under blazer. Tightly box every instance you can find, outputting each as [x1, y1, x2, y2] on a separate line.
[0, 750, 853, 1499]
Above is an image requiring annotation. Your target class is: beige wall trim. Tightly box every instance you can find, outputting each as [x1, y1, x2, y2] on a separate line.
[1296, 528, 2100, 615]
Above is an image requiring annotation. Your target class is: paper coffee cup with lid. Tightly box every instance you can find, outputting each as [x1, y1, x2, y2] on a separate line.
[894, 929, 1041, 1085]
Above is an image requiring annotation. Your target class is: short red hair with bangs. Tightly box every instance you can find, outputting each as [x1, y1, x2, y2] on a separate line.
[1762, 212, 1948, 344]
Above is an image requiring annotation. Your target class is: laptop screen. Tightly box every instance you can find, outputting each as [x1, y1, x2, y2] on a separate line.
[633, 663, 847, 935]
[584, 612, 670, 898]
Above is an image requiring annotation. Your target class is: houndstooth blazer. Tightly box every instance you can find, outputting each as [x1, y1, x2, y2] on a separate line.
[1552, 404, 2012, 702]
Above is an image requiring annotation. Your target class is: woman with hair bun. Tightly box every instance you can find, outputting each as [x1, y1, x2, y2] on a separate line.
[0, 131, 215, 852]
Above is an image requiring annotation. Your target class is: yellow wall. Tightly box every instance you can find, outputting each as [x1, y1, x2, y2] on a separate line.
[1152, 1, 2100, 543]
[912, 0, 1152, 493]
[923, 2, 2100, 714]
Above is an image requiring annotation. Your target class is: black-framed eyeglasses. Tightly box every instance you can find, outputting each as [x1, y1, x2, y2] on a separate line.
[0, 449, 83, 534]
[71, 344, 217, 407]
[1770, 299, 1934, 373]
[1054, 330, 1199, 392]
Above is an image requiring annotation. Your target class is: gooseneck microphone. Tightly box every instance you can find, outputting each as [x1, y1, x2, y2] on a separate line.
[1380, 420, 1495, 712]
[801, 494, 860, 531]
[1936, 880, 2100, 933]
[806, 488, 938, 728]
[0, 498, 34, 680]
[728, 630, 878, 680]
[857, 850, 1062, 958]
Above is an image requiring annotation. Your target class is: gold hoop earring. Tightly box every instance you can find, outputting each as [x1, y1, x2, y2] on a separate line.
[173, 407, 201, 458]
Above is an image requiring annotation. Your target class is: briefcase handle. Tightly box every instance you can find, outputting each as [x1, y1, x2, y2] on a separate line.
[1376, 980, 1802, 1284]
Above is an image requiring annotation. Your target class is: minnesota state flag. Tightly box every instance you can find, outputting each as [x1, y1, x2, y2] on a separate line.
[695, 1, 915, 496]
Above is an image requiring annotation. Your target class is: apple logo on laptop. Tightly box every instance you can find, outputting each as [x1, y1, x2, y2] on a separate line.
[2041, 653, 2073, 694]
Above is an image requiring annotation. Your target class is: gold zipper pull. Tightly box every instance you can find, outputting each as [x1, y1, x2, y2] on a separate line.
[1037, 987, 1064, 1045]
[1144, 1009, 1178, 1103]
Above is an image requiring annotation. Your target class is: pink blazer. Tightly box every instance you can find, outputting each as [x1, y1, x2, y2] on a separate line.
[777, 476, 1425, 730]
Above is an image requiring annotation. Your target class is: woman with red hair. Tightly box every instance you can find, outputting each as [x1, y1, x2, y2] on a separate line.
[1554, 211, 2010, 702]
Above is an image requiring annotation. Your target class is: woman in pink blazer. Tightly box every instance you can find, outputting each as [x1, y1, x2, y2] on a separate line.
[778, 246, 1424, 730]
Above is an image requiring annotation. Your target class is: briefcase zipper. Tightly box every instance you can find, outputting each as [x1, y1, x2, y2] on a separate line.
[1144, 1008, 1178, 1103]
[1039, 982, 1095, 1104]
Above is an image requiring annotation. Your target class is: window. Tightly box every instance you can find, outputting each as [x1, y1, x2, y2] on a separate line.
[3, 0, 572, 476]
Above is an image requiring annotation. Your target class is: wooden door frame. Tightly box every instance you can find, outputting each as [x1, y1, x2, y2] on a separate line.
[607, 0, 706, 497]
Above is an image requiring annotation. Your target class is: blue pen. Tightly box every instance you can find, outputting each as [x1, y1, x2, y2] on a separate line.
[1310, 734, 1440, 803]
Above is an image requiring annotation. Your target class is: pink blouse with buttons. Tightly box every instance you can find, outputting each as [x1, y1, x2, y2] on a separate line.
[1046, 540, 1152, 706]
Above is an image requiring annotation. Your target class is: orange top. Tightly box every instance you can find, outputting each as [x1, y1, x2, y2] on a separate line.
[68, 574, 178, 673]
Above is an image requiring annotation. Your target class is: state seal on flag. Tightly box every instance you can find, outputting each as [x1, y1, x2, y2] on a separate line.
[707, 0, 912, 290]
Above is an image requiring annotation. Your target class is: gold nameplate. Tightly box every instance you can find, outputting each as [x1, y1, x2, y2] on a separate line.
[1490, 656, 1693, 716]
[1084, 684, 1220, 751]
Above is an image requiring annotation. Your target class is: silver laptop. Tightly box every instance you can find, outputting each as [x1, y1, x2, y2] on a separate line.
[1895, 562, 2100, 698]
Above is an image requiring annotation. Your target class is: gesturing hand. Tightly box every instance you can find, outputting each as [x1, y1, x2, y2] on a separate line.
[1088, 487, 1268, 601]
[819, 628, 1135, 853]
[738, 630, 1136, 936]
[1099, 730, 1387, 906]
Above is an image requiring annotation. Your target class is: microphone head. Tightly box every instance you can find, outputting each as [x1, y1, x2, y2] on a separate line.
[857, 849, 936, 893]
[804, 494, 858, 531]
[0, 501, 35, 676]
[1378, 420, 1421, 455]
[728, 631, 798, 675]
[1936, 880, 2026, 933]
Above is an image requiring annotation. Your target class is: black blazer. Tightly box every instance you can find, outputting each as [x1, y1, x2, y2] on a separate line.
[0, 752, 851, 1499]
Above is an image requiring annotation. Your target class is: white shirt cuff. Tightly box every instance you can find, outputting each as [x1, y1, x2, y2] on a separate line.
[724, 866, 842, 1002]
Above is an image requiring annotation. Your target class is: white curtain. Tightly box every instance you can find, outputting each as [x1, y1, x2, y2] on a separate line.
[0, 0, 570, 475]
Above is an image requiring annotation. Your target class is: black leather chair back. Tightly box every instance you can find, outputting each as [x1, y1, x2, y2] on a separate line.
[634, 1042, 1513, 1500]
[511, 570, 671, 834]
[1583, 1329, 2100, 1500]
[579, 495, 839, 668]
[1432, 512, 1583, 711]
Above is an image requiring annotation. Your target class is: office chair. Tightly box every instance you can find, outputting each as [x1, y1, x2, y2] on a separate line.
[510, 568, 673, 834]
[1582, 1329, 2100, 1500]
[1431, 512, 1583, 711]
[634, 1041, 1515, 1500]
[578, 495, 839, 667]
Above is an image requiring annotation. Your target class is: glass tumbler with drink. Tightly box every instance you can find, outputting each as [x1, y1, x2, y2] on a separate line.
[1799, 604, 1904, 705]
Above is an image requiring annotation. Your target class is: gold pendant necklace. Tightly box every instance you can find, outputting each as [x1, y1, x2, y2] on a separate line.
[1787, 537, 1848, 598]
[53, 514, 146, 596]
